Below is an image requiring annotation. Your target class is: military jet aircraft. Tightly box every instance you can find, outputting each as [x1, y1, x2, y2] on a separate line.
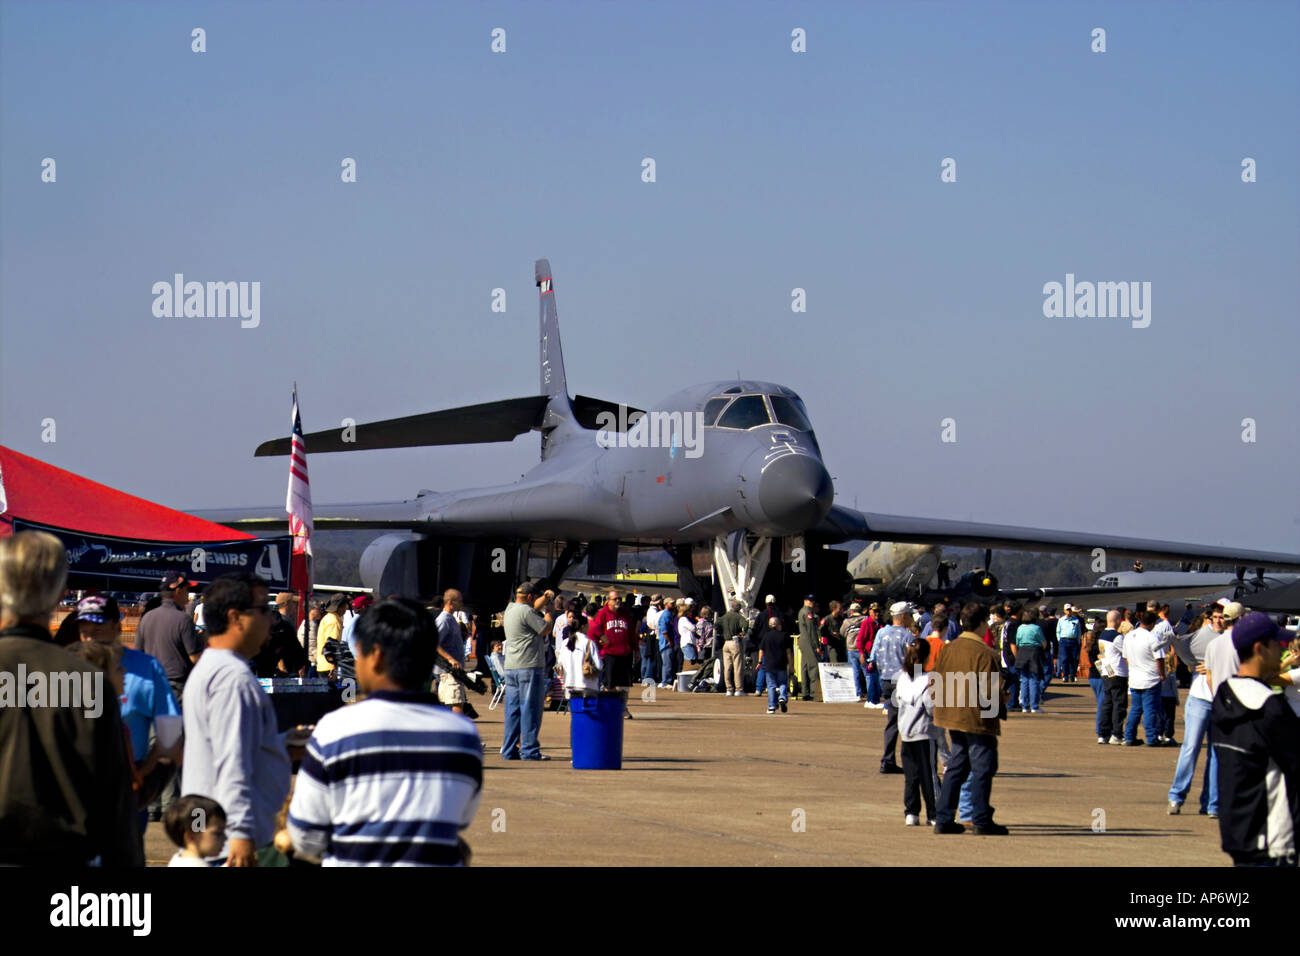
[202, 259, 1300, 610]
[844, 540, 1300, 610]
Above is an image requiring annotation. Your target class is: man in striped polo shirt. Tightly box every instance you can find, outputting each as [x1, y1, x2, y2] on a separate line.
[288, 598, 483, 866]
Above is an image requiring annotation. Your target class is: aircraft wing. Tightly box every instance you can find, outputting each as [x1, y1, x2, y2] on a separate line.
[815, 505, 1300, 572]
[254, 396, 549, 456]
[194, 500, 429, 533]
[995, 583, 1233, 605]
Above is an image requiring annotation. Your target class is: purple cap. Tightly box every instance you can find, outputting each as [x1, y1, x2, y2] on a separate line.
[1231, 612, 1280, 656]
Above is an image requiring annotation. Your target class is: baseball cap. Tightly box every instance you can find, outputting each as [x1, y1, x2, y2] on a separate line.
[1063, 603, 1074, 612]
[1230, 612, 1279, 655]
[765, 594, 776, 605]
[1221, 601, 1244, 622]
[351, 594, 374, 612]
[683, 597, 695, 606]
[76, 595, 120, 624]
[160, 569, 197, 591]
[849, 602, 862, 612]
[804, 593, 816, 601]
[890, 600, 910, 617]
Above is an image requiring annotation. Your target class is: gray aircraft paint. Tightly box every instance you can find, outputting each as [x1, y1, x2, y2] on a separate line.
[199, 259, 1300, 579]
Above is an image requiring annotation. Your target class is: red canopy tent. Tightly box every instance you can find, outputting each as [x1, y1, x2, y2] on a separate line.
[0, 445, 290, 589]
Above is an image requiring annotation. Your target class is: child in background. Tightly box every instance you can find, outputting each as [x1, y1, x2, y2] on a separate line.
[893, 639, 939, 826]
[487, 639, 506, 694]
[164, 795, 227, 867]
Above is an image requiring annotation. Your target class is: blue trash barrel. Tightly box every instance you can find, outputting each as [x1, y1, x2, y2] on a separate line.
[569, 691, 626, 769]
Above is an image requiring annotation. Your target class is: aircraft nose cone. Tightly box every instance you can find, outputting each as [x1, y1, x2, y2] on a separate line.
[758, 455, 834, 532]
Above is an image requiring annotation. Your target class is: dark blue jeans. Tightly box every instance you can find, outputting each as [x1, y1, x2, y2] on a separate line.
[848, 649, 867, 699]
[1124, 685, 1162, 744]
[1004, 666, 1020, 709]
[1058, 639, 1081, 681]
[659, 642, 676, 686]
[866, 666, 882, 704]
[935, 731, 998, 828]
[501, 667, 546, 759]
[1089, 677, 1106, 736]
[640, 642, 659, 683]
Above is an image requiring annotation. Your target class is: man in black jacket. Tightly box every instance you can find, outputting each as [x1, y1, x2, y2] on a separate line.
[0, 530, 143, 866]
[747, 597, 783, 698]
[1211, 613, 1300, 867]
[252, 592, 308, 677]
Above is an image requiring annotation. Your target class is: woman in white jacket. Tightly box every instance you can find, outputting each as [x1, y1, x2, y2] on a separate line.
[555, 610, 601, 699]
[892, 639, 940, 826]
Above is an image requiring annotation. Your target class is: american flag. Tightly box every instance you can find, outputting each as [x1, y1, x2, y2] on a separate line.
[286, 386, 313, 560]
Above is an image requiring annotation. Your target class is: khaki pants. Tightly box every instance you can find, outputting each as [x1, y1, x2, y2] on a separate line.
[722, 639, 744, 693]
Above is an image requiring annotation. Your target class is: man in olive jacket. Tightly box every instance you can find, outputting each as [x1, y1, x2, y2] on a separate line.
[932, 602, 1008, 836]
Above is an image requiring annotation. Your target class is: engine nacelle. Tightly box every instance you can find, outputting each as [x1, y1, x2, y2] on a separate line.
[360, 533, 424, 598]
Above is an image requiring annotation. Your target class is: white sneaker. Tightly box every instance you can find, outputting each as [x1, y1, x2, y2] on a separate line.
[1108, 736, 1122, 745]
[904, 814, 919, 827]
[1097, 736, 1106, 744]
[725, 690, 733, 696]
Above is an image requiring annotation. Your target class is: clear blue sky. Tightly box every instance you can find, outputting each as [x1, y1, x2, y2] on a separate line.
[3, 1, 1297, 553]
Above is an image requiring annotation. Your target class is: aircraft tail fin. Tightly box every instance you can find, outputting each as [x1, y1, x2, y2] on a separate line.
[535, 258, 588, 460]
[536, 258, 568, 400]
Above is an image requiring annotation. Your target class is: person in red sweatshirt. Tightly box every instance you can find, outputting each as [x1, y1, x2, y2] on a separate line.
[857, 603, 884, 706]
[589, 589, 636, 719]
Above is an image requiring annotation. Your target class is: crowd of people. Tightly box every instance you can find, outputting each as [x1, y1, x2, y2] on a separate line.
[0, 531, 482, 867]
[1, 525, 1297, 867]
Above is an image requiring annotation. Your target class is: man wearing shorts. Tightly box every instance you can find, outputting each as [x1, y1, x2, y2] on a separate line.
[435, 589, 469, 715]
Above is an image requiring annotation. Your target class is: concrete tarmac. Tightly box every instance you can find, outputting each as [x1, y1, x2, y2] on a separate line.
[145, 680, 1227, 866]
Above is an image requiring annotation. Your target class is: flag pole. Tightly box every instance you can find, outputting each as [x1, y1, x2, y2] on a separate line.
[288, 382, 312, 631]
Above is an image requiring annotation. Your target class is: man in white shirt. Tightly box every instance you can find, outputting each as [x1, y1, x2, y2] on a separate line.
[434, 589, 469, 716]
[1203, 600, 1244, 698]
[1168, 603, 1225, 815]
[1122, 610, 1167, 746]
[678, 598, 698, 664]
[1100, 611, 1129, 743]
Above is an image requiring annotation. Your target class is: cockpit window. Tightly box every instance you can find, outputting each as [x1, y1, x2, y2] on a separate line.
[716, 395, 771, 430]
[769, 395, 812, 432]
[702, 397, 730, 427]
[722, 385, 743, 394]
